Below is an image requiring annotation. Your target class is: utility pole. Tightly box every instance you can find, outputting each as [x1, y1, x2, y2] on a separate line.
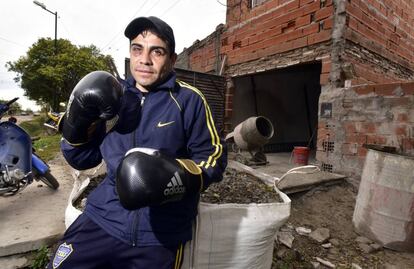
[33, 1, 59, 110]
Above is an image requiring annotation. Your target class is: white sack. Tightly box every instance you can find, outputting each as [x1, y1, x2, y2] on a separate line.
[64, 163, 105, 228]
[181, 188, 290, 269]
[65, 160, 291, 269]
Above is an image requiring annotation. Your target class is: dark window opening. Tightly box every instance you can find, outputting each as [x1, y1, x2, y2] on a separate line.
[231, 62, 322, 153]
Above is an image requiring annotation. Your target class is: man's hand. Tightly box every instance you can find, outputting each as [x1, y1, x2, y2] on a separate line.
[60, 71, 123, 146]
[116, 148, 203, 210]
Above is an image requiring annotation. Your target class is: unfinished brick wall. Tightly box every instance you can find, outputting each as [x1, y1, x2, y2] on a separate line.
[177, 0, 336, 77]
[177, 0, 414, 101]
[176, 0, 414, 178]
[342, 43, 413, 85]
[176, 0, 338, 134]
[175, 27, 224, 74]
[318, 82, 414, 177]
[189, 42, 218, 73]
[316, 0, 414, 176]
[343, 0, 414, 85]
[223, 0, 334, 66]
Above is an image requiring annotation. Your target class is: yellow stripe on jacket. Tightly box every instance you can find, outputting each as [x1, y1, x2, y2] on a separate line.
[177, 80, 223, 169]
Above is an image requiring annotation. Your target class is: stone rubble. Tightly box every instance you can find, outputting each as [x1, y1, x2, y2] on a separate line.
[311, 261, 321, 268]
[355, 236, 372, 244]
[315, 257, 336, 268]
[329, 238, 340, 246]
[352, 263, 363, 269]
[309, 227, 331, 243]
[322, 242, 332, 248]
[295, 226, 312, 235]
[277, 231, 294, 249]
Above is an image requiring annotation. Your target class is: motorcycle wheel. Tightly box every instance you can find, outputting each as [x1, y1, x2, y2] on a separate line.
[36, 170, 60, 190]
[45, 127, 58, 135]
[44, 119, 58, 135]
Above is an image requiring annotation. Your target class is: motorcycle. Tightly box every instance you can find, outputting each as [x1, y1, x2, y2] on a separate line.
[43, 103, 65, 135]
[0, 97, 59, 196]
[44, 111, 63, 135]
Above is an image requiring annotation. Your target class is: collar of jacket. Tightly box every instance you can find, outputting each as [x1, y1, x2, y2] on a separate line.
[125, 71, 177, 94]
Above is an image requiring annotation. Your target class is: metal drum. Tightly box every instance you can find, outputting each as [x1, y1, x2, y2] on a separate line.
[353, 149, 414, 252]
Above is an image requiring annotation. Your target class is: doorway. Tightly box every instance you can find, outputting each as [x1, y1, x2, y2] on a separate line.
[231, 62, 321, 152]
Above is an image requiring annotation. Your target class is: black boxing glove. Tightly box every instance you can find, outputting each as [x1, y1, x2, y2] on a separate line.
[60, 71, 123, 146]
[116, 148, 203, 210]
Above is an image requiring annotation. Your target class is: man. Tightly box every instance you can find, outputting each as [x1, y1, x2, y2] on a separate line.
[48, 16, 227, 269]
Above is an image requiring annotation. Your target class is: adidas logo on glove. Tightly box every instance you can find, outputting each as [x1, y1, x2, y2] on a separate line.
[164, 172, 186, 196]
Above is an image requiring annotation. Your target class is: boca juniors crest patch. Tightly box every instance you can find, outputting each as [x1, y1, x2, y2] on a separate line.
[53, 242, 73, 268]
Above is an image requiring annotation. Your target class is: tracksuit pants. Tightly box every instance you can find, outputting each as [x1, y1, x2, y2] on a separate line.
[47, 213, 185, 269]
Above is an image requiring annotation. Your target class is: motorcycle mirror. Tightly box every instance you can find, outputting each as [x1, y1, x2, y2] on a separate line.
[5, 97, 19, 107]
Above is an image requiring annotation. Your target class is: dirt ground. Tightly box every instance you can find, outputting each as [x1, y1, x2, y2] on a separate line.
[200, 167, 414, 268]
[273, 180, 414, 268]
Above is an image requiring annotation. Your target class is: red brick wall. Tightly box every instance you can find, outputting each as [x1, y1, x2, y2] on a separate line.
[183, 0, 335, 76]
[181, 0, 414, 84]
[344, 0, 414, 85]
[189, 42, 217, 73]
[343, 54, 403, 85]
[223, 0, 334, 66]
[320, 55, 331, 85]
[317, 82, 414, 177]
[349, 82, 414, 154]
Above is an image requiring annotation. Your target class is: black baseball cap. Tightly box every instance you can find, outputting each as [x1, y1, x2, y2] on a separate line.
[124, 16, 175, 54]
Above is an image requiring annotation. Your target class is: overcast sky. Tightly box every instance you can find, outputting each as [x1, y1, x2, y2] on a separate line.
[0, 0, 227, 110]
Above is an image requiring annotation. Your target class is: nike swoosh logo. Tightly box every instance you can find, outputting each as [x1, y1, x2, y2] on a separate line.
[157, 121, 175, 127]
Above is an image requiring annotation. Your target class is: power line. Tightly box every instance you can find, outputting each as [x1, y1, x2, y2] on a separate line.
[108, 38, 127, 52]
[0, 36, 25, 47]
[129, 0, 151, 19]
[102, 0, 181, 55]
[216, 0, 243, 8]
[216, 0, 227, 7]
[160, 0, 183, 17]
[144, 0, 163, 14]
[60, 18, 72, 41]
[101, 0, 151, 52]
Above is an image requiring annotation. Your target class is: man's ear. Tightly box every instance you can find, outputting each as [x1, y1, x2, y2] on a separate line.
[170, 53, 177, 66]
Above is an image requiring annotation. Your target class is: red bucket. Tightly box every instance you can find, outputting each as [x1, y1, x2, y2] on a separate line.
[292, 146, 310, 165]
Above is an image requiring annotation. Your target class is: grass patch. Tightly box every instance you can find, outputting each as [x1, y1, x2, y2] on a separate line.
[31, 246, 50, 269]
[19, 115, 48, 137]
[33, 134, 61, 161]
[18, 116, 61, 162]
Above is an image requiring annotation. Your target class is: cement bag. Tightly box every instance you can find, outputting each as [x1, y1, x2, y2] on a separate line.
[181, 163, 291, 269]
[64, 163, 105, 228]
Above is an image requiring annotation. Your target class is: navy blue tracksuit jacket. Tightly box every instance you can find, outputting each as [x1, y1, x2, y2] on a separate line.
[61, 72, 227, 247]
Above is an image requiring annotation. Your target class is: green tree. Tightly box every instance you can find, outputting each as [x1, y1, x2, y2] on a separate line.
[6, 38, 116, 111]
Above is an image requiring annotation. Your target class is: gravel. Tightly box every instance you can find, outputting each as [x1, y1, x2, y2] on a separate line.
[200, 168, 283, 204]
[74, 168, 283, 209]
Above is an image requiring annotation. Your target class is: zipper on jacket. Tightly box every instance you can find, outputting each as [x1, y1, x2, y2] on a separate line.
[140, 95, 146, 106]
[131, 211, 140, 246]
[131, 92, 145, 246]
